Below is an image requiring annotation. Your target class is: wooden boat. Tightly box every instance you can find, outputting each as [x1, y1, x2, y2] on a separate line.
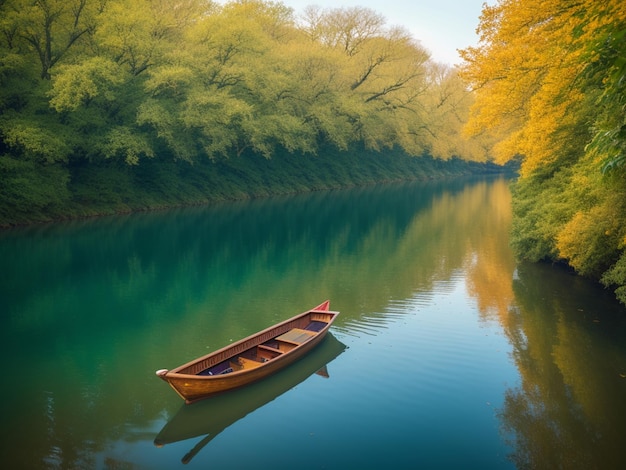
[156, 300, 339, 403]
[154, 332, 346, 463]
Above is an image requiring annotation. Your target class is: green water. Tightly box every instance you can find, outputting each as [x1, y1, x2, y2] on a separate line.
[1, 178, 625, 469]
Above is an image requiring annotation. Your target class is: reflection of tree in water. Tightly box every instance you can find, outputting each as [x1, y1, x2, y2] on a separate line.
[0, 176, 540, 469]
[498, 262, 626, 469]
[1, 177, 511, 468]
[462, 178, 517, 326]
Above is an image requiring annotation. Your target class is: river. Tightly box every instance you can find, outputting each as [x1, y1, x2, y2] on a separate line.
[1, 177, 625, 469]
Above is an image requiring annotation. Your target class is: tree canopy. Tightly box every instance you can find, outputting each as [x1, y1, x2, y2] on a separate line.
[0, 0, 494, 225]
[0, 0, 498, 165]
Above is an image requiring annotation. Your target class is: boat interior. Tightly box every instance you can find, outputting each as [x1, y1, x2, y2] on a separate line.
[198, 320, 328, 376]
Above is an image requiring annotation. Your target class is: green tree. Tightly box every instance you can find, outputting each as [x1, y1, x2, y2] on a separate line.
[0, 0, 497, 226]
[1, 0, 102, 80]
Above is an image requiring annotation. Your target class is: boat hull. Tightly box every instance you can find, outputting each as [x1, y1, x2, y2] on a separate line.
[156, 301, 338, 403]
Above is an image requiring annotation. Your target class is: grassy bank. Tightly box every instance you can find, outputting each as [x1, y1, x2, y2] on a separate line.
[0, 145, 509, 227]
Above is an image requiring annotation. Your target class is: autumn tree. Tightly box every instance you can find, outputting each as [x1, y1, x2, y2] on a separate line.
[460, 0, 626, 303]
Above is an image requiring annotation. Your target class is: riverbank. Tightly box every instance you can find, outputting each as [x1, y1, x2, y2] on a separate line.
[0, 145, 512, 228]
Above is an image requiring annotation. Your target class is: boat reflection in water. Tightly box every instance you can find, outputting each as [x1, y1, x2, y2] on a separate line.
[154, 333, 346, 464]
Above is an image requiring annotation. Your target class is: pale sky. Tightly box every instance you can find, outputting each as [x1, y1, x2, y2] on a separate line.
[278, 0, 492, 65]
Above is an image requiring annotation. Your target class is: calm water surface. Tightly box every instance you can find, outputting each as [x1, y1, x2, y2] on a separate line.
[1, 178, 625, 469]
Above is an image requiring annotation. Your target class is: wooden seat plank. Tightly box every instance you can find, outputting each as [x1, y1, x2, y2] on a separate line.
[276, 328, 316, 345]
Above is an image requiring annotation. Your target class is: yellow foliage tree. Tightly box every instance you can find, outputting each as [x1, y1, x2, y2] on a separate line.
[461, 0, 589, 174]
[461, 0, 626, 174]
[461, 0, 626, 303]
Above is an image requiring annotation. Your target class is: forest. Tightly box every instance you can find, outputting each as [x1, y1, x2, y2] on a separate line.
[2, 0, 626, 304]
[0, 0, 497, 227]
[460, 0, 626, 303]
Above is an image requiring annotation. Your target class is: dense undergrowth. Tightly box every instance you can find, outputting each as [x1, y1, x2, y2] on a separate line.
[0, 144, 507, 227]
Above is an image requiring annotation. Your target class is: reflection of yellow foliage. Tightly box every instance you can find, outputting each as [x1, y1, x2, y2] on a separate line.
[553, 314, 626, 431]
[463, 180, 516, 325]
